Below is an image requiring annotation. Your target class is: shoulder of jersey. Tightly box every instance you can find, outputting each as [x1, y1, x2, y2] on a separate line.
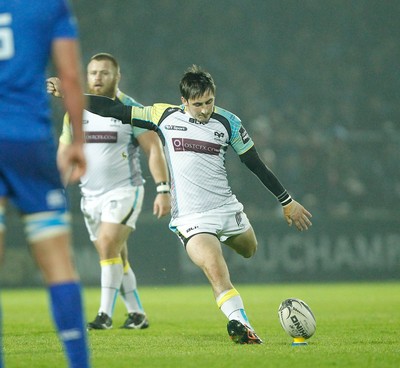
[214, 106, 241, 124]
[154, 103, 181, 111]
[116, 90, 143, 107]
[153, 103, 182, 119]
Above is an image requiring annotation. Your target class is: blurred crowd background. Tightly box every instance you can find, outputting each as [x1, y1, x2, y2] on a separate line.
[3, 1, 399, 286]
[67, 0, 399, 220]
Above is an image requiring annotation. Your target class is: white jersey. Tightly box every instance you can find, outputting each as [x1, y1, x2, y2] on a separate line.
[60, 108, 145, 197]
[131, 104, 254, 219]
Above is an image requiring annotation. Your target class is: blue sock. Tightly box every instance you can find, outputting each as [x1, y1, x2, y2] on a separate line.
[49, 282, 90, 368]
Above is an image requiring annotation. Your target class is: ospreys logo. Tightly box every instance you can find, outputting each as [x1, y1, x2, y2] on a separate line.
[214, 131, 225, 143]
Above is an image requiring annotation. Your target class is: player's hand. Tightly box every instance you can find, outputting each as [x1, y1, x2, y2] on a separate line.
[153, 193, 171, 219]
[283, 200, 312, 231]
[46, 77, 63, 98]
[58, 142, 86, 185]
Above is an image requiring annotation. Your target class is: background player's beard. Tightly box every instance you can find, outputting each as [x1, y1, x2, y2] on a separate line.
[88, 79, 118, 99]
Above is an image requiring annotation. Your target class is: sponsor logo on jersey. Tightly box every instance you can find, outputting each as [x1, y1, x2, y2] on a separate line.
[165, 125, 187, 131]
[239, 126, 250, 144]
[189, 118, 205, 125]
[85, 131, 118, 143]
[172, 138, 220, 155]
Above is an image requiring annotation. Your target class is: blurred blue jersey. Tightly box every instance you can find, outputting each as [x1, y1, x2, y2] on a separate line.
[0, 0, 78, 140]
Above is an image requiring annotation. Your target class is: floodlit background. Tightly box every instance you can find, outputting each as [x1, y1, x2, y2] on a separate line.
[2, 0, 399, 286]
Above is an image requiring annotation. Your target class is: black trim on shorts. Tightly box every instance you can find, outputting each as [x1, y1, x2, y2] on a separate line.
[121, 207, 134, 225]
[177, 231, 218, 248]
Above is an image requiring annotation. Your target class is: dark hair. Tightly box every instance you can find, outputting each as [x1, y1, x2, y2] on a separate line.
[89, 53, 120, 73]
[179, 64, 216, 100]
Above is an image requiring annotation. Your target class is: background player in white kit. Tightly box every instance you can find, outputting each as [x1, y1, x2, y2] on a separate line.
[51, 53, 170, 330]
[87, 64, 313, 344]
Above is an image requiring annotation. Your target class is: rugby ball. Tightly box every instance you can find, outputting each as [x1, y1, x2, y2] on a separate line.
[278, 298, 316, 339]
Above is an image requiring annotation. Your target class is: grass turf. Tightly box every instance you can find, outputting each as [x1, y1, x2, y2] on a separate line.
[1, 282, 399, 367]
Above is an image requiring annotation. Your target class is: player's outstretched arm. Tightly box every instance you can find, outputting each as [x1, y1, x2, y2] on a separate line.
[240, 145, 312, 231]
[87, 95, 133, 123]
[87, 95, 162, 134]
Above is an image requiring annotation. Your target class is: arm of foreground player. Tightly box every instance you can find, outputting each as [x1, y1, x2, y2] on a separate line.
[52, 39, 86, 183]
[86, 95, 166, 144]
[86, 95, 154, 128]
[239, 146, 312, 231]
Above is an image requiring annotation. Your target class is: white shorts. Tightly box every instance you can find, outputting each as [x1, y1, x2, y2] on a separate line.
[81, 186, 144, 241]
[169, 196, 251, 245]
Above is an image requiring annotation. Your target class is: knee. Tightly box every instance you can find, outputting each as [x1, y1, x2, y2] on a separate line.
[241, 241, 258, 258]
[96, 235, 111, 249]
[95, 235, 119, 258]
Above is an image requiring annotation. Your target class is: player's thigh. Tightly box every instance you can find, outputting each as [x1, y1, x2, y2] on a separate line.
[97, 221, 132, 248]
[186, 233, 232, 294]
[186, 233, 225, 269]
[30, 232, 77, 284]
[223, 226, 258, 258]
[94, 223, 131, 260]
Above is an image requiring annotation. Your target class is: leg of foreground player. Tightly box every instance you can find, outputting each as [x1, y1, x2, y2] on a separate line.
[30, 231, 90, 367]
[186, 233, 262, 344]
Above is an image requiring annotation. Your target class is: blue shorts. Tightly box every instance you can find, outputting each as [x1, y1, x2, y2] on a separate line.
[0, 139, 67, 214]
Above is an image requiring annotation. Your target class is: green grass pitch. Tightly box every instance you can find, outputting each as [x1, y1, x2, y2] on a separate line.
[2, 282, 399, 367]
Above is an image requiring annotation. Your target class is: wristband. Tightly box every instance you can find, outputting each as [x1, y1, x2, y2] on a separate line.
[277, 190, 292, 206]
[156, 182, 170, 194]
